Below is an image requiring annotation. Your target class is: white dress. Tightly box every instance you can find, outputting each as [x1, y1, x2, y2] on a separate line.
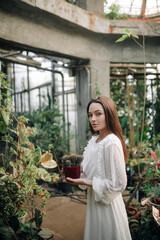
[80, 133, 132, 240]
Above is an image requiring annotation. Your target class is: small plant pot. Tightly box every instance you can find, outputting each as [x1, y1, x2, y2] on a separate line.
[64, 165, 80, 179]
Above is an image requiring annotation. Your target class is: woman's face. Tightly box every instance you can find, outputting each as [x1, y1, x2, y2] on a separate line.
[88, 103, 107, 133]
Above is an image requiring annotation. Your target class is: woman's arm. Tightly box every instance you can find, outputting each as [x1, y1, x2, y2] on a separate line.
[92, 142, 127, 203]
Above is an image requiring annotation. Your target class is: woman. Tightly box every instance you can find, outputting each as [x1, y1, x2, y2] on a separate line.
[66, 96, 132, 240]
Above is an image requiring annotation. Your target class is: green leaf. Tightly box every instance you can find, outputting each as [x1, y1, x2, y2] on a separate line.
[6, 87, 14, 92]
[124, 29, 131, 33]
[35, 208, 42, 228]
[38, 229, 53, 239]
[0, 121, 6, 133]
[9, 216, 19, 233]
[19, 221, 31, 233]
[17, 115, 29, 123]
[0, 225, 15, 240]
[146, 168, 154, 178]
[38, 168, 51, 182]
[132, 34, 139, 39]
[0, 218, 4, 226]
[120, 116, 128, 128]
[1, 93, 12, 100]
[128, 219, 139, 223]
[1, 110, 10, 126]
[36, 146, 42, 163]
[127, 186, 135, 191]
[115, 34, 128, 43]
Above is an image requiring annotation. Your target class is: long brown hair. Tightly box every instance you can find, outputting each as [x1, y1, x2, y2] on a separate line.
[87, 96, 128, 163]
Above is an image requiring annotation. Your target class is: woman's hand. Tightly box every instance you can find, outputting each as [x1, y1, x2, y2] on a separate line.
[64, 177, 92, 187]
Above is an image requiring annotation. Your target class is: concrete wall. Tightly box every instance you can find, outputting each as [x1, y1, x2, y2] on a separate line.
[76, 0, 104, 17]
[0, 0, 159, 96]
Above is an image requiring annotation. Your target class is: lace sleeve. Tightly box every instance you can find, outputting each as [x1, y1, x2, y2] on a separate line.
[92, 142, 127, 204]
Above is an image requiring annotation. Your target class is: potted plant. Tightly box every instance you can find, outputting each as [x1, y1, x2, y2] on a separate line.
[62, 154, 83, 179]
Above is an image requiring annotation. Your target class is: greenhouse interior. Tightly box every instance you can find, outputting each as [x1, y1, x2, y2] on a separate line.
[0, 0, 160, 239]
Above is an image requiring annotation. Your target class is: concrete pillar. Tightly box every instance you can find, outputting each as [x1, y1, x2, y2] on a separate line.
[76, 68, 90, 151]
[76, 0, 104, 17]
[89, 59, 110, 97]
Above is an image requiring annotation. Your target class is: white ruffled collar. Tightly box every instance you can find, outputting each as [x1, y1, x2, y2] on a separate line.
[94, 133, 115, 145]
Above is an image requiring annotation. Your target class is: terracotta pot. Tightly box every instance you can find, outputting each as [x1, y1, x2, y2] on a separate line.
[64, 165, 80, 179]
[127, 206, 140, 219]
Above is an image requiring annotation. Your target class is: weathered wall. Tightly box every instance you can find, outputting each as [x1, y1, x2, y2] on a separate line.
[0, 0, 160, 96]
[76, 0, 104, 17]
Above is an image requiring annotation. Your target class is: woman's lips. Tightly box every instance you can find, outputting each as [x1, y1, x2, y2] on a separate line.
[92, 124, 98, 128]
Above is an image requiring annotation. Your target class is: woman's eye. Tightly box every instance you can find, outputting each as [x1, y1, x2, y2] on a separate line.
[96, 113, 102, 116]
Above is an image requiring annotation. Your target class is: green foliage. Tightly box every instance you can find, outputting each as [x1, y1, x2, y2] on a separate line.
[139, 159, 160, 199]
[0, 116, 51, 220]
[0, 176, 25, 220]
[152, 133, 160, 151]
[35, 208, 43, 228]
[105, 4, 129, 20]
[23, 106, 68, 162]
[0, 208, 53, 240]
[116, 29, 139, 43]
[130, 207, 160, 240]
[0, 70, 13, 134]
[0, 65, 53, 239]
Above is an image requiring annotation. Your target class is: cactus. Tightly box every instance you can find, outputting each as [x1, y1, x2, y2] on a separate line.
[65, 160, 72, 167]
[62, 155, 70, 161]
[76, 155, 83, 165]
[69, 154, 77, 166]
[62, 154, 83, 167]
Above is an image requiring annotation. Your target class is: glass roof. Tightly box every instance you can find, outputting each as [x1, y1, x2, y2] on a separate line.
[104, 0, 160, 18]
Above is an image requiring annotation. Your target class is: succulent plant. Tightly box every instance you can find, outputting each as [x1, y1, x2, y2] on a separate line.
[62, 155, 70, 161]
[62, 154, 83, 167]
[76, 155, 83, 165]
[70, 154, 77, 163]
[65, 160, 72, 167]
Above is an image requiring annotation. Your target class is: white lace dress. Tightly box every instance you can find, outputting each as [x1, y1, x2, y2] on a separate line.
[80, 134, 132, 240]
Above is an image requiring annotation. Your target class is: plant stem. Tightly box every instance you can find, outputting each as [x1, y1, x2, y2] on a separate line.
[141, 33, 147, 142]
[9, 111, 20, 177]
[131, 36, 143, 48]
[125, 181, 141, 208]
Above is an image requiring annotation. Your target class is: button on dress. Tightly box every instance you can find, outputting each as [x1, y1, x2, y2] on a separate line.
[80, 134, 132, 240]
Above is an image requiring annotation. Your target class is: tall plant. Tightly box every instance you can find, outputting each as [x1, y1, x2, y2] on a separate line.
[115, 29, 147, 147]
